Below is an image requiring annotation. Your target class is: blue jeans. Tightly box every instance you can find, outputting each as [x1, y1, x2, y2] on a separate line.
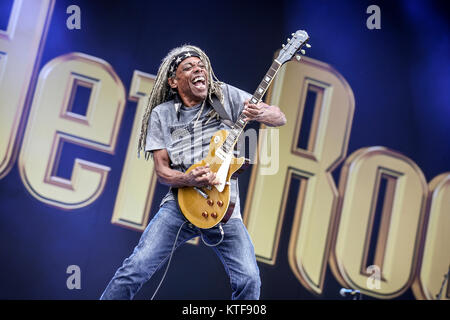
[100, 200, 260, 300]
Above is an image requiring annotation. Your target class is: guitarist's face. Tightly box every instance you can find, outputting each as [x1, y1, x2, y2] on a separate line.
[168, 57, 209, 107]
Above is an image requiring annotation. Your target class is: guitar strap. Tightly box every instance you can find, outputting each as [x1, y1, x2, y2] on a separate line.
[210, 96, 235, 128]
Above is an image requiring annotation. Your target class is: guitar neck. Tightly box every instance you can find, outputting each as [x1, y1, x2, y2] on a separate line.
[221, 59, 282, 154]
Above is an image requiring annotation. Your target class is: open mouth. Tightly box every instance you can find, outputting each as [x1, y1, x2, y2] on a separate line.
[192, 75, 206, 90]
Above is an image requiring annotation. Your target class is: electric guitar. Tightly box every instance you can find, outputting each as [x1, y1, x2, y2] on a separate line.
[178, 30, 310, 229]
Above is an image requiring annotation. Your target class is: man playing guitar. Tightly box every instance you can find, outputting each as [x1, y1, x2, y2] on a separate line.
[100, 44, 287, 300]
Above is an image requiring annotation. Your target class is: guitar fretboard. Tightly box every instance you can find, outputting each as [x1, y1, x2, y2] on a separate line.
[221, 60, 282, 154]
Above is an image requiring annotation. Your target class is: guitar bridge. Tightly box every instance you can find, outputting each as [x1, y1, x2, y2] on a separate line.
[193, 187, 209, 199]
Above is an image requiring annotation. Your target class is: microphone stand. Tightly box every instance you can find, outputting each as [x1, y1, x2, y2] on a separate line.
[340, 288, 363, 300]
[436, 266, 449, 300]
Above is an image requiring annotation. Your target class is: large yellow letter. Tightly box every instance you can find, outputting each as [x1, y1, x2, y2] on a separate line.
[412, 173, 450, 300]
[111, 70, 157, 231]
[18, 53, 126, 209]
[243, 56, 355, 294]
[0, 0, 54, 179]
[331, 147, 428, 299]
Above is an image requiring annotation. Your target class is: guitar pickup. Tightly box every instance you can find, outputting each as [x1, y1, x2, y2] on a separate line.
[193, 187, 209, 199]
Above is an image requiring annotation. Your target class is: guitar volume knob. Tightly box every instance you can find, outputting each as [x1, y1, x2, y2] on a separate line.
[202, 211, 208, 218]
[211, 212, 217, 219]
[217, 200, 223, 207]
[207, 199, 214, 206]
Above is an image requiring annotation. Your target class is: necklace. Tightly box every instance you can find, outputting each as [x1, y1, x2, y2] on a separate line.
[193, 100, 206, 127]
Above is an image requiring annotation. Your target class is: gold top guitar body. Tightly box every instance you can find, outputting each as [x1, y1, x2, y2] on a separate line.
[177, 30, 310, 229]
[178, 129, 247, 229]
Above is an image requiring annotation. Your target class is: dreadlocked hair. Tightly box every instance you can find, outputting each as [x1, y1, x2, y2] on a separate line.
[137, 44, 224, 160]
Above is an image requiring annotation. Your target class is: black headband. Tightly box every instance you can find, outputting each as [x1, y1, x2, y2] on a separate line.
[168, 50, 201, 77]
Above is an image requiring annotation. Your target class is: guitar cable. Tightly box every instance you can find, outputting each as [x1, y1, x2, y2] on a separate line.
[200, 223, 225, 247]
[150, 220, 187, 300]
[150, 221, 225, 299]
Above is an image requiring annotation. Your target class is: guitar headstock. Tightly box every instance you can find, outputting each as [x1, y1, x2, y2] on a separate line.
[276, 30, 310, 64]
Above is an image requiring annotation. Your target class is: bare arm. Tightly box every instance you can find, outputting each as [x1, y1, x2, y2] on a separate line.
[153, 149, 219, 188]
[242, 100, 287, 127]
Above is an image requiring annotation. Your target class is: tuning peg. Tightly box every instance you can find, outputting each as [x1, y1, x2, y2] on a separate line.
[287, 38, 291, 42]
[306, 43, 311, 48]
[291, 33, 295, 36]
[300, 49, 306, 54]
[295, 55, 301, 61]
[282, 44, 285, 48]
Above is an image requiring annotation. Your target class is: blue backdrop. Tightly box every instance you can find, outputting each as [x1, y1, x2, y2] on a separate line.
[0, 0, 448, 299]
